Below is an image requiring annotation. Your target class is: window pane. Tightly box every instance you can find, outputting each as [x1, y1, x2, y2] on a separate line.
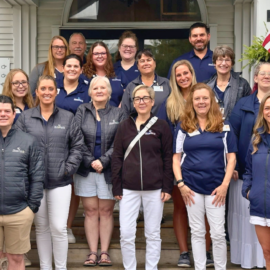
[69, 0, 201, 22]
[144, 39, 193, 77]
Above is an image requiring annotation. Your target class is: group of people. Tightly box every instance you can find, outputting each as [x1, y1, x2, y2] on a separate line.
[0, 21, 269, 270]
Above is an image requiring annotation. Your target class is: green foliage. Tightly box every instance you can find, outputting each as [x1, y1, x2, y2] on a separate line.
[240, 23, 270, 71]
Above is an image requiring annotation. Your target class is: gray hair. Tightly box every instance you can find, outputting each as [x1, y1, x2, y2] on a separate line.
[69, 32, 86, 44]
[89, 76, 112, 99]
[132, 85, 155, 100]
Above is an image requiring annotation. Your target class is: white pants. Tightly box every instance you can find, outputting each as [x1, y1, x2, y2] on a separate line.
[119, 189, 164, 270]
[186, 192, 226, 270]
[34, 185, 71, 270]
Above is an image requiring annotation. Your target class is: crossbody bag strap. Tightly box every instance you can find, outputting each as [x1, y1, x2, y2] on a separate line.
[124, 116, 158, 160]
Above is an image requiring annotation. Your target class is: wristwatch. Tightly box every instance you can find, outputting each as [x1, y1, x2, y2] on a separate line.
[176, 179, 184, 185]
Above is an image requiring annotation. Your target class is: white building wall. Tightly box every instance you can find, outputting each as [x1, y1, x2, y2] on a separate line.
[254, 0, 270, 39]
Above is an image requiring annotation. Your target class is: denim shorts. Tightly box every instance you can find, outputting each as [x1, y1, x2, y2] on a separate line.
[74, 172, 114, 200]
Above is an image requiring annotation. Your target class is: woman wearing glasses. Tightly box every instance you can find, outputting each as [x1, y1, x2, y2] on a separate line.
[114, 31, 140, 89]
[3, 69, 34, 124]
[228, 62, 270, 268]
[121, 49, 171, 116]
[29, 36, 69, 94]
[112, 85, 174, 270]
[83, 41, 124, 107]
[206, 45, 251, 120]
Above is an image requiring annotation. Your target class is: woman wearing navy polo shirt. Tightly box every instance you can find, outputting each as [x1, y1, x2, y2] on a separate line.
[114, 31, 140, 89]
[173, 83, 237, 270]
[55, 54, 90, 115]
[228, 62, 270, 268]
[243, 92, 270, 269]
[3, 69, 34, 124]
[83, 41, 124, 107]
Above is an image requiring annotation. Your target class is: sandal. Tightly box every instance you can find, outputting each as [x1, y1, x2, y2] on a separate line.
[83, 252, 98, 267]
[98, 251, 112, 266]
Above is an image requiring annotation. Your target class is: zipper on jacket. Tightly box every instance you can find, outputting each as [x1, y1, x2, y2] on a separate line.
[265, 149, 270, 218]
[44, 121, 49, 183]
[1, 147, 4, 213]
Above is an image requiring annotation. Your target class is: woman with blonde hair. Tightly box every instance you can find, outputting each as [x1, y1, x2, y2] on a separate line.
[173, 83, 237, 270]
[242, 92, 270, 270]
[83, 41, 124, 107]
[29, 35, 69, 94]
[3, 68, 34, 123]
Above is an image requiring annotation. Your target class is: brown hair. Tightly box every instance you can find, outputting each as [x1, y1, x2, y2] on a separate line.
[181, 83, 223, 133]
[212, 45, 235, 66]
[252, 92, 270, 154]
[35, 75, 57, 106]
[2, 69, 34, 109]
[43, 36, 69, 77]
[166, 60, 197, 124]
[83, 41, 115, 79]
[115, 31, 138, 62]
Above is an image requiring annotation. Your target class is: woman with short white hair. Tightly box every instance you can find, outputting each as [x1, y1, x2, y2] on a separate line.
[74, 76, 126, 266]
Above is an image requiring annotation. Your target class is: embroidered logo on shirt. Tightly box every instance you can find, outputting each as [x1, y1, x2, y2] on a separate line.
[145, 129, 156, 136]
[135, 70, 139, 72]
[54, 124, 65, 130]
[109, 120, 119, 125]
[84, 80, 89, 85]
[208, 63, 215, 66]
[57, 88, 60, 94]
[12, 147, 25, 153]
[112, 78, 121, 81]
[74, 97, 84, 102]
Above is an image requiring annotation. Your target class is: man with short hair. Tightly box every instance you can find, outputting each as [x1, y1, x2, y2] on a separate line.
[69, 32, 87, 64]
[167, 22, 216, 82]
[0, 95, 44, 270]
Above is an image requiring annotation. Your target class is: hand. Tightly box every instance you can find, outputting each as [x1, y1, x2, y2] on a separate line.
[211, 184, 228, 207]
[180, 185, 195, 206]
[91, 160, 103, 173]
[114, 195, 122, 200]
[232, 170, 239, 181]
[161, 192, 171, 202]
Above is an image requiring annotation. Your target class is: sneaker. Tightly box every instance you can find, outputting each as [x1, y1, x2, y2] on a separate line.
[177, 251, 191, 268]
[113, 201, 119, 213]
[206, 251, 214, 267]
[24, 253, 31, 267]
[67, 228, 76, 244]
[0, 257, 8, 270]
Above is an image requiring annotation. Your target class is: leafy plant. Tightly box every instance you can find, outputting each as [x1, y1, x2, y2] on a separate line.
[240, 23, 270, 71]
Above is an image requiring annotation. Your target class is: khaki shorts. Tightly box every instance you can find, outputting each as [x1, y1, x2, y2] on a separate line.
[0, 207, 34, 254]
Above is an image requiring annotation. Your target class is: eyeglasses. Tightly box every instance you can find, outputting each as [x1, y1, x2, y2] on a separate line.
[133, 96, 152, 104]
[93, 52, 107, 56]
[51, 45, 67, 50]
[121, 44, 136, 50]
[258, 71, 270, 76]
[12, 81, 28, 87]
[216, 59, 231, 64]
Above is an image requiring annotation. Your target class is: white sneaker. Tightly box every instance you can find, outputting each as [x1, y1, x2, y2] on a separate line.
[0, 257, 8, 270]
[67, 228, 76, 244]
[113, 201, 119, 212]
[24, 253, 31, 267]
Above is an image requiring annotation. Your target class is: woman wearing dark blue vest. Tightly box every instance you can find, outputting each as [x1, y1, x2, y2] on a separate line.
[242, 92, 270, 269]
[74, 76, 126, 266]
[83, 41, 124, 107]
[228, 62, 270, 268]
[2, 69, 34, 124]
[14, 75, 83, 270]
[173, 83, 237, 270]
[114, 31, 140, 89]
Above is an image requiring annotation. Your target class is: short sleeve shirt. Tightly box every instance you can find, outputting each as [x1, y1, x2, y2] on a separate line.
[173, 121, 237, 195]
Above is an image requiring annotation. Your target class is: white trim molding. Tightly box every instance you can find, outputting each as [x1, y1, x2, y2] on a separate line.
[209, 24, 217, 51]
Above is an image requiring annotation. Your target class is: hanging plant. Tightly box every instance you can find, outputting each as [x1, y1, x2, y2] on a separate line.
[239, 23, 270, 71]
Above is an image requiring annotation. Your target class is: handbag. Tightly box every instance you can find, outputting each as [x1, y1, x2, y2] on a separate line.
[124, 116, 158, 160]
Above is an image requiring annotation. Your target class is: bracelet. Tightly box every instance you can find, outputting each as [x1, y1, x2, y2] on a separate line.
[178, 184, 185, 189]
[176, 179, 184, 185]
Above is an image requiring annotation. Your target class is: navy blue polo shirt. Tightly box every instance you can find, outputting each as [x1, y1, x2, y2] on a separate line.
[114, 61, 140, 89]
[14, 104, 29, 124]
[173, 121, 237, 195]
[55, 76, 91, 115]
[167, 49, 216, 82]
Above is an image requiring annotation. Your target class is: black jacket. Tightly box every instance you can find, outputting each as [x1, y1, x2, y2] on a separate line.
[0, 128, 44, 215]
[112, 113, 174, 196]
[14, 106, 83, 189]
[75, 102, 126, 184]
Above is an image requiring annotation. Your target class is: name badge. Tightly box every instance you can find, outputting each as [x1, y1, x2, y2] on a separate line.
[188, 130, 200, 137]
[223, 125, 230, 131]
[15, 108, 21, 114]
[153, 86, 163, 92]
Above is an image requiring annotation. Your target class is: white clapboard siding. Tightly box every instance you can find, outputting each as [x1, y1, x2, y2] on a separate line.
[0, 1, 13, 68]
[37, 0, 64, 64]
[206, 0, 234, 49]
